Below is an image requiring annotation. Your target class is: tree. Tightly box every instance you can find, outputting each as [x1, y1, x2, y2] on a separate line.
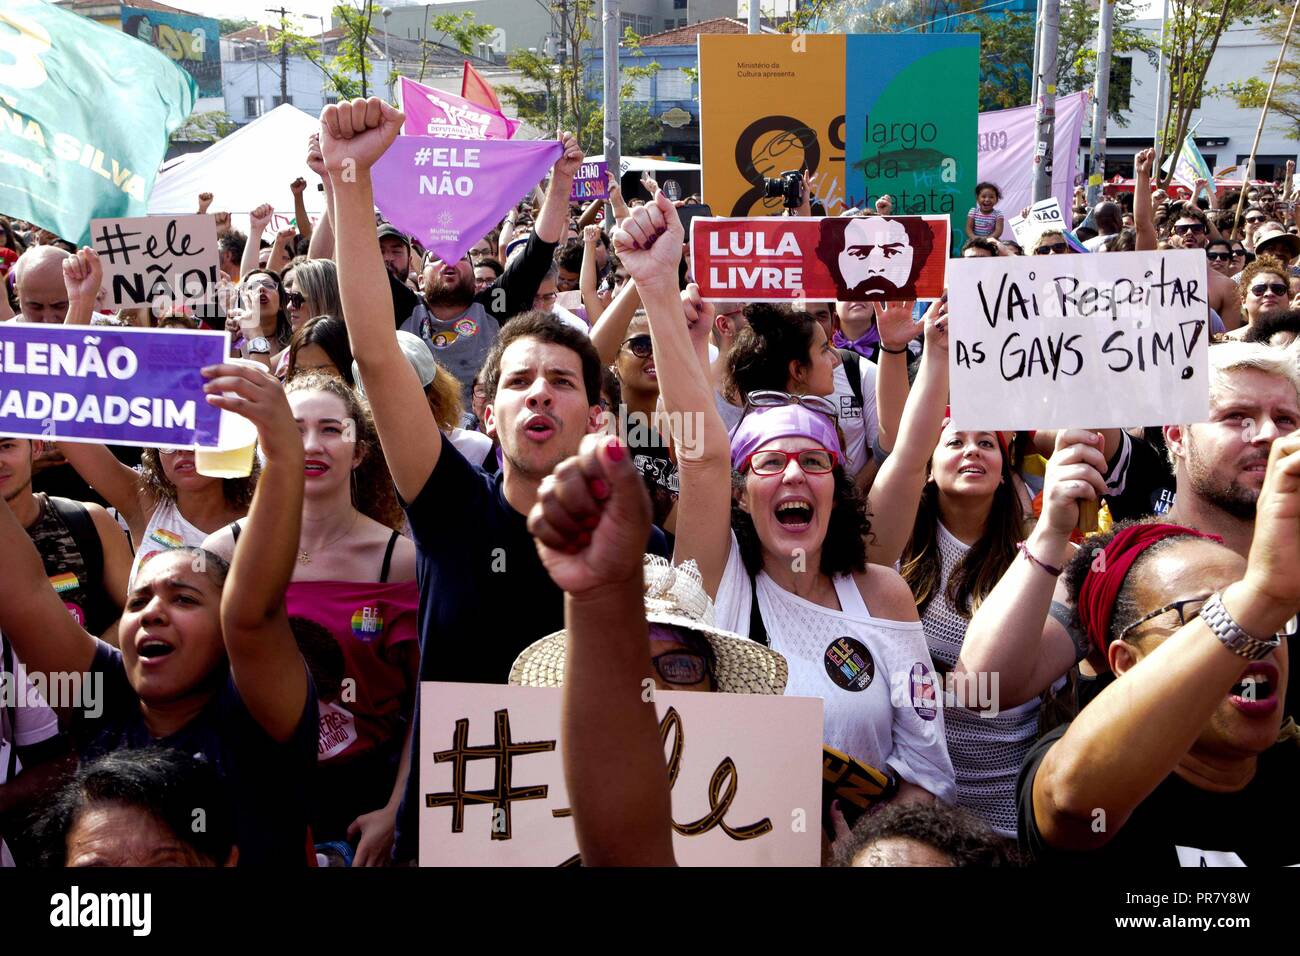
[170, 110, 237, 144]
[332, 1, 379, 99]
[267, 4, 382, 101]
[808, 0, 1154, 123]
[219, 18, 256, 36]
[1218, 13, 1300, 142]
[498, 1, 601, 144]
[1158, 0, 1265, 186]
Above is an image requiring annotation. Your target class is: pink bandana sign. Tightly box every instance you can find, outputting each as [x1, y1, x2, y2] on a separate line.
[371, 136, 561, 264]
[397, 76, 519, 141]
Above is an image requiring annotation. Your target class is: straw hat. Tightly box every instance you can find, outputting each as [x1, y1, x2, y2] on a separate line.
[1254, 222, 1300, 263]
[509, 556, 788, 695]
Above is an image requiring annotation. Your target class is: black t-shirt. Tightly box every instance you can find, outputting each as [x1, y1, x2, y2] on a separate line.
[1102, 429, 1177, 522]
[393, 440, 669, 860]
[1018, 722, 1300, 865]
[629, 434, 679, 533]
[71, 644, 318, 867]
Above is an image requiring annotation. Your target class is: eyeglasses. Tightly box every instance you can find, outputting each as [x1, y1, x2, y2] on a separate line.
[1117, 594, 1299, 643]
[744, 447, 839, 476]
[1034, 242, 1070, 255]
[743, 390, 838, 419]
[652, 651, 711, 686]
[535, 291, 559, 305]
[157, 447, 188, 456]
[1174, 222, 1207, 236]
[622, 334, 653, 358]
[285, 291, 306, 309]
[1250, 282, 1289, 297]
[1206, 251, 1233, 261]
[1245, 216, 1267, 225]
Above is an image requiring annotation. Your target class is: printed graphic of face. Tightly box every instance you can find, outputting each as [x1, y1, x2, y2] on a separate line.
[815, 217, 932, 302]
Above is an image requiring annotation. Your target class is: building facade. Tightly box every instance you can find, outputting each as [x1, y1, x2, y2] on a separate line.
[1083, 18, 1297, 183]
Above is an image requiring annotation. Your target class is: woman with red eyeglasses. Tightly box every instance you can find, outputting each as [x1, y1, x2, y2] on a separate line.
[612, 191, 956, 820]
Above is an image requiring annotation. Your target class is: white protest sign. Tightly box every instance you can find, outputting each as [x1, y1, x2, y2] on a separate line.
[90, 214, 220, 310]
[1008, 197, 1065, 248]
[947, 250, 1211, 430]
[418, 682, 823, 866]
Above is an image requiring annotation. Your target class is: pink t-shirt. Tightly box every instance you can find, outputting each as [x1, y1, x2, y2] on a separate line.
[284, 580, 419, 765]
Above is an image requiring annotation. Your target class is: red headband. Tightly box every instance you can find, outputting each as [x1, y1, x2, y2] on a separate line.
[1076, 523, 1223, 656]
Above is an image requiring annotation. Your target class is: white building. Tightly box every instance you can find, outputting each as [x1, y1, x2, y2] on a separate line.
[1085, 17, 1296, 182]
[220, 26, 392, 125]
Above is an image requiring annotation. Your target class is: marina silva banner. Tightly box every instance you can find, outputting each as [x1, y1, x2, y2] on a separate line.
[691, 215, 948, 302]
[371, 137, 561, 264]
[570, 161, 609, 201]
[946, 250, 1211, 431]
[397, 76, 519, 140]
[0, 1, 196, 247]
[0, 325, 228, 448]
[419, 683, 823, 866]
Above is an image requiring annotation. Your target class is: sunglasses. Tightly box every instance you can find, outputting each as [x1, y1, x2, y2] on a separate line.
[1246, 216, 1267, 225]
[652, 650, 711, 686]
[622, 334, 653, 358]
[1250, 282, 1289, 297]
[1173, 222, 1206, 235]
[157, 447, 190, 457]
[743, 389, 838, 419]
[285, 291, 306, 309]
[1231, 248, 1247, 258]
[1034, 242, 1070, 255]
[1118, 594, 1299, 644]
[1206, 251, 1233, 261]
[744, 447, 839, 476]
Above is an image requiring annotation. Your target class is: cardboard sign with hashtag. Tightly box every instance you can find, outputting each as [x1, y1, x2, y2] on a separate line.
[90, 214, 220, 311]
[418, 682, 822, 867]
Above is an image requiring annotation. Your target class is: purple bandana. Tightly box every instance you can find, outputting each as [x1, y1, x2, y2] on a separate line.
[730, 404, 842, 472]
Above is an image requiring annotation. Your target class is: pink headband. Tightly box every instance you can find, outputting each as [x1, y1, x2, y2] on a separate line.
[730, 404, 841, 471]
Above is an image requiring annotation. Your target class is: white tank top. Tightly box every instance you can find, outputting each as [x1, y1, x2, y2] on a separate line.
[129, 498, 208, 584]
[712, 533, 956, 802]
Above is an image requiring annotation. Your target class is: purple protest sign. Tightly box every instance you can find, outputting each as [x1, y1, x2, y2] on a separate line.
[0, 325, 228, 448]
[397, 76, 519, 141]
[372, 136, 562, 265]
[570, 161, 609, 201]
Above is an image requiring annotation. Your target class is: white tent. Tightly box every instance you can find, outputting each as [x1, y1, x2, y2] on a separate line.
[149, 105, 326, 230]
[585, 154, 701, 174]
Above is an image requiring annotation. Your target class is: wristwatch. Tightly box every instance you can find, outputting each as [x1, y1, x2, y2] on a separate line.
[1200, 591, 1283, 661]
[247, 336, 270, 355]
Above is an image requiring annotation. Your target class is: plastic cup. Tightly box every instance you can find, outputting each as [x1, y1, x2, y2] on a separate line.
[195, 358, 263, 478]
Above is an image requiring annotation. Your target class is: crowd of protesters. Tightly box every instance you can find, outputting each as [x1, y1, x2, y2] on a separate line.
[0, 96, 1298, 869]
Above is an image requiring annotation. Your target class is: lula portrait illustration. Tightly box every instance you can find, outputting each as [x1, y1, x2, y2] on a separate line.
[814, 215, 935, 301]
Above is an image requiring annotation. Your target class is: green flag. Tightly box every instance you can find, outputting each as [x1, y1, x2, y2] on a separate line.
[0, 1, 196, 246]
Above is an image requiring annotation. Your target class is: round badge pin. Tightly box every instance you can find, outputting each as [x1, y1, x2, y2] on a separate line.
[824, 636, 875, 692]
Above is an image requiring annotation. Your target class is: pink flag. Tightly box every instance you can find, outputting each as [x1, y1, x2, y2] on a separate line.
[371, 136, 561, 264]
[398, 76, 519, 141]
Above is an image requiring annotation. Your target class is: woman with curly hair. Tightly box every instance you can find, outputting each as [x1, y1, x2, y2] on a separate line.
[204, 372, 417, 866]
[619, 191, 955, 812]
[56, 438, 255, 585]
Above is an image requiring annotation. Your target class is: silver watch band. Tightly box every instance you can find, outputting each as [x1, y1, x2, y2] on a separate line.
[1201, 591, 1282, 661]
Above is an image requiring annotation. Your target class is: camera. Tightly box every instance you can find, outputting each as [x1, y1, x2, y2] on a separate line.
[762, 169, 804, 210]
